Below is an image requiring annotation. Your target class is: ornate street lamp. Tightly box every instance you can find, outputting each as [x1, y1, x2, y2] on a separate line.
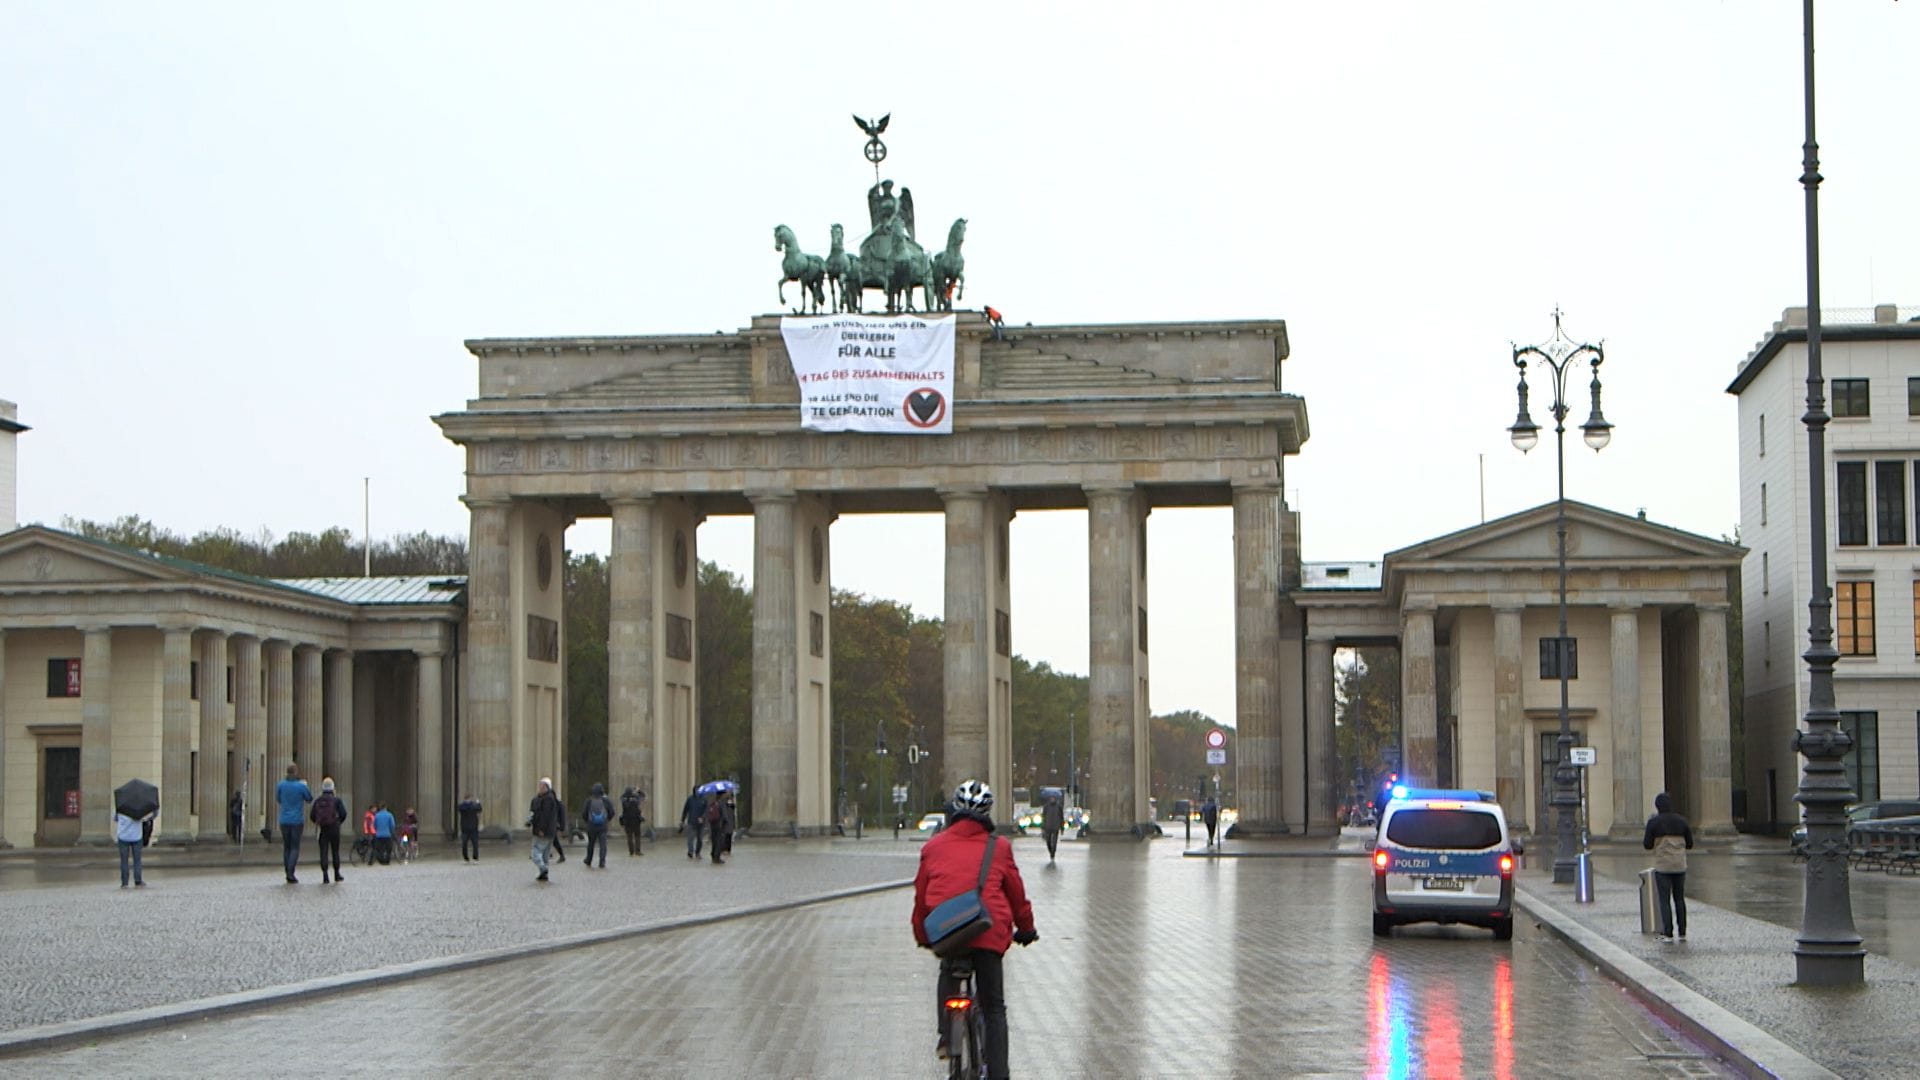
[1510, 310, 1611, 885]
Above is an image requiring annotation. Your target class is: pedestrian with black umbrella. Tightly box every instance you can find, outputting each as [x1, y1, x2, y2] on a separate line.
[111, 778, 159, 889]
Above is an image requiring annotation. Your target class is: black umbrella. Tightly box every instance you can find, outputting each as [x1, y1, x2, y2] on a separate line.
[114, 778, 159, 820]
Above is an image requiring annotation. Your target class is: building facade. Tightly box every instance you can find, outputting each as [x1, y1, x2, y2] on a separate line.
[1730, 305, 1920, 832]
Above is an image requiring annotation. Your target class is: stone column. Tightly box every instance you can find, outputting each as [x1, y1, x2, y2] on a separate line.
[231, 635, 265, 837]
[264, 641, 293, 817]
[750, 491, 798, 833]
[1400, 602, 1438, 785]
[608, 496, 656, 800]
[196, 631, 228, 841]
[1086, 485, 1141, 837]
[942, 486, 991, 796]
[0, 629, 8, 848]
[294, 645, 323, 781]
[465, 497, 513, 834]
[352, 657, 375, 819]
[1492, 604, 1527, 830]
[415, 650, 444, 836]
[1231, 479, 1285, 834]
[1608, 606, 1644, 838]
[326, 649, 355, 817]
[1304, 629, 1337, 835]
[1694, 603, 1735, 834]
[79, 626, 114, 844]
[161, 625, 195, 842]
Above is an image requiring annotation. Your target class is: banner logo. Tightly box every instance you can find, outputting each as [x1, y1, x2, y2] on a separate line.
[903, 388, 946, 428]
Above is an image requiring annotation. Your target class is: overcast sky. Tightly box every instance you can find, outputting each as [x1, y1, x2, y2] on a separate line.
[4, 3, 1916, 728]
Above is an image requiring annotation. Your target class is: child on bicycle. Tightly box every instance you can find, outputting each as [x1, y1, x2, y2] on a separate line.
[911, 780, 1037, 1077]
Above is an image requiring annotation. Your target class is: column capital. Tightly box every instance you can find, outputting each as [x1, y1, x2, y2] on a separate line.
[1401, 597, 1438, 616]
[227, 631, 261, 646]
[1306, 626, 1339, 644]
[745, 488, 797, 505]
[77, 622, 115, 636]
[1082, 483, 1136, 505]
[461, 494, 513, 511]
[937, 483, 990, 501]
[293, 642, 324, 656]
[1696, 601, 1731, 615]
[157, 619, 199, 635]
[604, 492, 655, 509]
[327, 646, 355, 659]
[412, 648, 445, 660]
[1230, 476, 1284, 494]
[1609, 603, 1643, 617]
[1491, 600, 1526, 615]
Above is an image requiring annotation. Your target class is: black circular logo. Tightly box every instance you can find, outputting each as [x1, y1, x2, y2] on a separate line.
[903, 388, 947, 429]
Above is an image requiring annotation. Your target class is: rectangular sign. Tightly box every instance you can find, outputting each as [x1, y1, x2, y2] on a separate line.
[1206, 748, 1227, 765]
[780, 314, 955, 434]
[1569, 746, 1597, 766]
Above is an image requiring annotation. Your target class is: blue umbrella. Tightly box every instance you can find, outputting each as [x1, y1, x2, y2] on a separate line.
[696, 780, 738, 796]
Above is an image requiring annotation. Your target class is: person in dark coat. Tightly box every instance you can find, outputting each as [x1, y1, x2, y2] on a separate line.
[580, 783, 615, 869]
[705, 792, 737, 864]
[1643, 792, 1696, 941]
[1201, 796, 1221, 848]
[912, 780, 1037, 1074]
[1040, 792, 1065, 863]
[309, 778, 348, 884]
[620, 787, 646, 856]
[550, 791, 570, 863]
[529, 778, 563, 882]
[228, 788, 245, 843]
[457, 794, 483, 862]
[681, 788, 709, 860]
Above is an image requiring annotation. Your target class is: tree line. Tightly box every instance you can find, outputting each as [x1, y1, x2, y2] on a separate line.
[64, 515, 1226, 824]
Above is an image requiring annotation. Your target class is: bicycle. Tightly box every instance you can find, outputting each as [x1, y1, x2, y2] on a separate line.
[938, 931, 1036, 1079]
[940, 955, 990, 1080]
[351, 835, 375, 866]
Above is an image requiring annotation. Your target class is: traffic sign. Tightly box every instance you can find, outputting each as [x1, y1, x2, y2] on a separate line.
[1206, 729, 1227, 750]
[891, 785, 908, 805]
[1205, 748, 1226, 765]
[1569, 746, 1597, 767]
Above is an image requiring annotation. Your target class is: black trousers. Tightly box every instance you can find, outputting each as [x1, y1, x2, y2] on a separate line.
[1043, 828, 1060, 860]
[1654, 871, 1688, 937]
[584, 827, 608, 866]
[316, 827, 342, 875]
[624, 822, 643, 855]
[937, 949, 1008, 1080]
[462, 828, 480, 861]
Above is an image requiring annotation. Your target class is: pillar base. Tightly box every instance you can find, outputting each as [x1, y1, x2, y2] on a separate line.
[1081, 823, 1154, 842]
[1226, 821, 1293, 839]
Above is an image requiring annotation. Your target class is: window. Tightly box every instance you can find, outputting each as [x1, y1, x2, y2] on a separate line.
[1839, 711, 1880, 803]
[190, 660, 199, 701]
[45, 658, 81, 698]
[1538, 637, 1578, 679]
[1832, 378, 1870, 418]
[1759, 413, 1767, 456]
[1384, 808, 1504, 850]
[1762, 552, 1770, 595]
[1837, 462, 1868, 546]
[1913, 581, 1920, 656]
[1764, 620, 1772, 669]
[1878, 461, 1908, 545]
[42, 747, 80, 818]
[1909, 378, 1920, 416]
[1836, 580, 1876, 656]
[1761, 483, 1768, 526]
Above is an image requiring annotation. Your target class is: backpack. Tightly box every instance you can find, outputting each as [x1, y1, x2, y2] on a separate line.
[621, 792, 643, 822]
[314, 796, 340, 828]
[587, 799, 609, 828]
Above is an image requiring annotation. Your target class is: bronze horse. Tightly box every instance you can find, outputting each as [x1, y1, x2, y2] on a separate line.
[774, 225, 827, 314]
[931, 218, 966, 313]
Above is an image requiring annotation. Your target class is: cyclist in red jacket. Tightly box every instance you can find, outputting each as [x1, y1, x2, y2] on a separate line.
[912, 780, 1037, 1076]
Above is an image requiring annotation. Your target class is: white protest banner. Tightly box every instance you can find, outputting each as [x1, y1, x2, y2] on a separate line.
[779, 314, 955, 434]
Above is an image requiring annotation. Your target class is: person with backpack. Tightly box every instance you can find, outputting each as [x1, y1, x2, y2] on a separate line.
[580, 783, 615, 870]
[310, 778, 348, 884]
[372, 803, 397, 865]
[620, 787, 646, 857]
[528, 777, 563, 882]
[1644, 792, 1696, 942]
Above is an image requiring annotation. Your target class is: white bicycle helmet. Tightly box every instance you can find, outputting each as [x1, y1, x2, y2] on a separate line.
[952, 779, 994, 814]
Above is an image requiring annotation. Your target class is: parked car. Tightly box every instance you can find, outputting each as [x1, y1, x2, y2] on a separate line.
[916, 812, 947, 835]
[1790, 800, 1920, 855]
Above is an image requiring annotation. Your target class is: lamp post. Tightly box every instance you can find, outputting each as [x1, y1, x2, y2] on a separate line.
[1509, 310, 1612, 886]
[1790, 0, 1865, 987]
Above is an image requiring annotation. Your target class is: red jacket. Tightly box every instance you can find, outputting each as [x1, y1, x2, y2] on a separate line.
[912, 816, 1034, 954]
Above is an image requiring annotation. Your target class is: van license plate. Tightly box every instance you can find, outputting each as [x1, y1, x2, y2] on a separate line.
[1422, 877, 1466, 891]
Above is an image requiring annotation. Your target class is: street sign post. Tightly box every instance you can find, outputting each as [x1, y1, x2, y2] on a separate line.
[1205, 748, 1226, 766]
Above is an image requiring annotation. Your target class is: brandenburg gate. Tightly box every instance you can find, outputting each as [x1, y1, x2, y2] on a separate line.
[434, 313, 1309, 837]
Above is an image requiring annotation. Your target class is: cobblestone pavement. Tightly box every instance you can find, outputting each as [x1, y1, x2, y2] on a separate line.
[0, 836, 918, 1035]
[8, 837, 1736, 1078]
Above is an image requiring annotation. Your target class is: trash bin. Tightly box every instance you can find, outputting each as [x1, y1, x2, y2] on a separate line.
[1574, 851, 1595, 903]
[1638, 868, 1660, 934]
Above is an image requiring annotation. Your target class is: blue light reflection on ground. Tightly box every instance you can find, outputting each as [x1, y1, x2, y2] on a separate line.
[1368, 947, 1516, 1079]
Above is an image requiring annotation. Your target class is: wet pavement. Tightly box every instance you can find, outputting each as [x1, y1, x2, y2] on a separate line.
[1, 834, 1737, 1078]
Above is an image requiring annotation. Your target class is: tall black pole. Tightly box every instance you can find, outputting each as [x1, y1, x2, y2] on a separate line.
[1791, 0, 1865, 986]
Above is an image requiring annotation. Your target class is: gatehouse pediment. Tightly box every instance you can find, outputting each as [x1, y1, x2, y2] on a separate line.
[0, 530, 186, 587]
[1387, 501, 1743, 570]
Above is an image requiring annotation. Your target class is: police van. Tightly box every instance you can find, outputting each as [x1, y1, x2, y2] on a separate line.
[1371, 786, 1520, 940]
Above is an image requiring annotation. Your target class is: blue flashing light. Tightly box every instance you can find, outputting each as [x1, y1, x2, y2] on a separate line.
[1391, 785, 1410, 800]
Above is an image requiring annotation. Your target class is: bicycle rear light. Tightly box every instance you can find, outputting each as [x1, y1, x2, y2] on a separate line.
[943, 998, 973, 1012]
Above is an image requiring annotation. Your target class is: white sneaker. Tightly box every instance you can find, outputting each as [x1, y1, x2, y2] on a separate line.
[1655, 934, 1674, 943]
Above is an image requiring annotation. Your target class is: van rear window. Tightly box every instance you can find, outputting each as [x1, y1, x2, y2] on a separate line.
[1385, 809, 1503, 850]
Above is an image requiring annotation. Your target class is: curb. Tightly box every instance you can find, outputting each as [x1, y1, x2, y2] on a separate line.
[0, 876, 913, 1059]
[1514, 880, 1839, 1080]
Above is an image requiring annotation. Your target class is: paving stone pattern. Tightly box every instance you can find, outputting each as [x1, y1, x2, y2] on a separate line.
[0, 838, 918, 1035]
[11, 839, 1734, 1078]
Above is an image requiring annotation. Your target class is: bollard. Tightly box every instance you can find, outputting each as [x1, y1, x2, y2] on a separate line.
[1574, 852, 1595, 903]
[1638, 867, 1661, 933]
